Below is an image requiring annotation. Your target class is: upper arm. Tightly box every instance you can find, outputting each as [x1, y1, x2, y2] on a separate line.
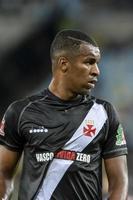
[104, 155, 128, 199]
[0, 101, 27, 199]
[0, 145, 21, 178]
[102, 102, 128, 199]
[0, 145, 21, 199]
[104, 155, 128, 183]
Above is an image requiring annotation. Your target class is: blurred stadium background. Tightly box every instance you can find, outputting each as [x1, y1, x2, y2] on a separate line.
[0, 0, 132, 199]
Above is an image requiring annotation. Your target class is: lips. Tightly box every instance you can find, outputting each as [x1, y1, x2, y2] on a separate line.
[89, 79, 97, 84]
[88, 79, 98, 88]
[88, 78, 98, 84]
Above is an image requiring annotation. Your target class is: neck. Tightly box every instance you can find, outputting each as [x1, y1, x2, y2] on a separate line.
[48, 78, 78, 101]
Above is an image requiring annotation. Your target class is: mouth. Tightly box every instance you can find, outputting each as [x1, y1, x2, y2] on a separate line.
[87, 79, 97, 88]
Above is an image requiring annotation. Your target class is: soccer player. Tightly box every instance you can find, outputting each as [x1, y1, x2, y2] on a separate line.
[0, 29, 128, 200]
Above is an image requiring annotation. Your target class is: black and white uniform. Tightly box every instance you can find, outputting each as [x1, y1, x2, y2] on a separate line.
[0, 89, 128, 200]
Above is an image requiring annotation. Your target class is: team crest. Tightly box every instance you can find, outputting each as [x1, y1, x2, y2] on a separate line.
[83, 120, 96, 137]
[0, 118, 5, 136]
[116, 124, 126, 146]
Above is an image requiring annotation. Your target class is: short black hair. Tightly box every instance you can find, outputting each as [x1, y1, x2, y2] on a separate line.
[50, 29, 98, 60]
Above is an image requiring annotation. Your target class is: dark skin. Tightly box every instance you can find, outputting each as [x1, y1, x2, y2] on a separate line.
[49, 43, 100, 100]
[0, 146, 21, 199]
[0, 42, 128, 199]
[105, 156, 128, 199]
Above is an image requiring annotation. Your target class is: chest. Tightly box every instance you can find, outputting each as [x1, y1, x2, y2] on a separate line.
[19, 102, 107, 152]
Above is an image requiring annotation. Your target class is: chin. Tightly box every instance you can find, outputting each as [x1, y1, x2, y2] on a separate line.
[78, 88, 91, 95]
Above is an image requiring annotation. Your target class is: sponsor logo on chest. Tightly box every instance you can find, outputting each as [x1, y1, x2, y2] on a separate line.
[36, 150, 90, 164]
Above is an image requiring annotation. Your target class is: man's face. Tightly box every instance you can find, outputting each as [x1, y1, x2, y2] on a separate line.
[66, 43, 101, 95]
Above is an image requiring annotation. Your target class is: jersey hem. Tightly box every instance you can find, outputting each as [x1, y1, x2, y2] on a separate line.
[0, 141, 23, 152]
[102, 149, 128, 159]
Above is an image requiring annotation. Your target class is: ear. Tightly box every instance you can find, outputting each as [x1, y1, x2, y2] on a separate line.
[57, 56, 69, 73]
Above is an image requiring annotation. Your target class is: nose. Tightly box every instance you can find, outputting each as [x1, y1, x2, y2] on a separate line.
[91, 64, 100, 77]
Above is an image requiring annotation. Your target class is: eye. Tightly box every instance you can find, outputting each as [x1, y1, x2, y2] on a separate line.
[89, 58, 96, 65]
[84, 58, 96, 65]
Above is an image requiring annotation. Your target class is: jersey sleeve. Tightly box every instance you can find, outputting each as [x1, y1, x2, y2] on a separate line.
[0, 101, 26, 152]
[102, 102, 128, 159]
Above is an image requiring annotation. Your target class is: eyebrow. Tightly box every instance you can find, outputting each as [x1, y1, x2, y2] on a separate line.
[81, 52, 100, 57]
[83, 54, 101, 62]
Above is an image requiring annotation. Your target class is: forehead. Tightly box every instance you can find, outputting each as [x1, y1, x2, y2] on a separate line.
[79, 43, 100, 59]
